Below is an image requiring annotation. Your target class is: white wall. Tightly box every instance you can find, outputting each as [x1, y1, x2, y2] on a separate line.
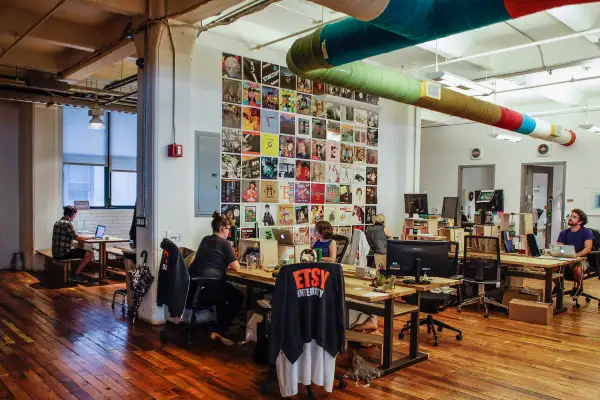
[420, 109, 600, 233]
[0, 101, 20, 268]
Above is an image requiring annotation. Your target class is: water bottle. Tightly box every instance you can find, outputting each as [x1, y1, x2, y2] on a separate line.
[315, 248, 322, 262]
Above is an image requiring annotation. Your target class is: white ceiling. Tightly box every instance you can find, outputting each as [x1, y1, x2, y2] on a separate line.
[208, 0, 600, 119]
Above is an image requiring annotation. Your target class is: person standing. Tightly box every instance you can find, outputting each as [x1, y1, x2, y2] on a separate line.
[52, 206, 94, 283]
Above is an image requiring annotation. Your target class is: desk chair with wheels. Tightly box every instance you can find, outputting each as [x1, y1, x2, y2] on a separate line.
[398, 241, 464, 346]
[332, 234, 350, 264]
[567, 228, 600, 308]
[457, 236, 507, 318]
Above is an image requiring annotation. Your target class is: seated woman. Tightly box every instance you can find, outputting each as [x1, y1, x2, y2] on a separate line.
[365, 214, 393, 255]
[312, 221, 337, 262]
[188, 212, 243, 346]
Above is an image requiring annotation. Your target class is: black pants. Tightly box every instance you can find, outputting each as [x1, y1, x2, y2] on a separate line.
[191, 281, 243, 336]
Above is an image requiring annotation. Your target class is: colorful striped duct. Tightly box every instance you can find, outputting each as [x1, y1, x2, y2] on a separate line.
[286, 0, 599, 146]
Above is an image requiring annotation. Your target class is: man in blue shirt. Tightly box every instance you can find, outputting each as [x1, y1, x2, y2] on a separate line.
[557, 209, 594, 294]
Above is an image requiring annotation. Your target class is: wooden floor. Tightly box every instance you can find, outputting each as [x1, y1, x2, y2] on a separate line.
[1, 272, 600, 400]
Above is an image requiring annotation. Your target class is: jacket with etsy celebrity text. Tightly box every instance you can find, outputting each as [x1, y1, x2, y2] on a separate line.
[157, 238, 190, 318]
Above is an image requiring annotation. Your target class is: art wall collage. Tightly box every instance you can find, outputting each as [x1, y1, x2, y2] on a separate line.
[221, 52, 380, 245]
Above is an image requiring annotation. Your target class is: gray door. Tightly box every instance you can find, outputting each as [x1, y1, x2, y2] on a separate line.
[522, 166, 554, 248]
[195, 131, 221, 217]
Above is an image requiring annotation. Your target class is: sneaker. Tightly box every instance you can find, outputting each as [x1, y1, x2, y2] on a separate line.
[71, 274, 87, 284]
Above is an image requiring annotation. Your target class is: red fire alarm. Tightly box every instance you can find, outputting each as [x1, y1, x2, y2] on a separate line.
[167, 144, 183, 158]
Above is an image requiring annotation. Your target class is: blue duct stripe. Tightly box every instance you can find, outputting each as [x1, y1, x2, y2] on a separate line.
[321, 0, 511, 66]
[517, 114, 536, 134]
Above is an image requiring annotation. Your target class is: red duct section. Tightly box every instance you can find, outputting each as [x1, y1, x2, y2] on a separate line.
[504, 0, 599, 18]
[494, 107, 524, 131]
[564, 130, 577, 146]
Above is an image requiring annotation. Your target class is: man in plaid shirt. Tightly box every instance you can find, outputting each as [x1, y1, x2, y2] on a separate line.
[52, 206, 93, 283]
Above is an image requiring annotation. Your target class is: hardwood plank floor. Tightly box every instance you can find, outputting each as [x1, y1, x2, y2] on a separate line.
[1, 271, 600, 399]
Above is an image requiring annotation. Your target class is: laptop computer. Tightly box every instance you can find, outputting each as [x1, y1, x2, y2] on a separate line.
[272, 228, 294, 246]
[93, 225, 106, 239]
[549, 244, 577, 258]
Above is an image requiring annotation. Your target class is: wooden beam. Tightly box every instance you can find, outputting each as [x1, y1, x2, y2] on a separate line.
[0, 89, 136, 113]
[0, 48, 62, 72]
[60, 40, 137, 82]
[169, 0, 244, 24]
[0, 7, 103, 52]
[73, 0, 145, 15]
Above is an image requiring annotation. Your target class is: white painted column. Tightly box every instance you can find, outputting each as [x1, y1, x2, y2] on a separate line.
[134, 10, 197, 324]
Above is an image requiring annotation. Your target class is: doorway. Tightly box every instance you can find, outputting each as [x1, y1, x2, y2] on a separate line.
[458, 165, 495, 225]
[521, 163, 566, 249]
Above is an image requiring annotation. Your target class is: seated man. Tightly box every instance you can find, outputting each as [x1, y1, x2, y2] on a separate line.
[52, 206, 93, 283]
[557, 209, 593, 296]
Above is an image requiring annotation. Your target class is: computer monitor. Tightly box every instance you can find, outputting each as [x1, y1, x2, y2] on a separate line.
[404, 194, 428, 215]
[442, 197, 459, 220]
[386, 240, 452, 281]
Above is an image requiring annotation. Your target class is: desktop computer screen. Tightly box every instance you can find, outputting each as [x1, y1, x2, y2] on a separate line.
[404, 194, 428, 215]
[386, 240, 452, 281]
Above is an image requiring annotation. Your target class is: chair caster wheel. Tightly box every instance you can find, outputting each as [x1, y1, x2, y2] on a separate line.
[484, 313, 489, 318]
[399, 333, 405, 340]
[433, 341, 439, 347]
[437, 326, 443, 332]
[338, 379, 347, 390]
[575, 303, 581, 309]
[585, 297, 591, 303]
[260, 381, 269, 394]
[456, 334, 463, 341]
[159, 330, 167, 344]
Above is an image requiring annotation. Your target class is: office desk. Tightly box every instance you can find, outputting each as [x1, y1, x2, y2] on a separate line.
[228, 267, 427, 377]
[461, 252, 582, 314]
[78, 237, 129, 282]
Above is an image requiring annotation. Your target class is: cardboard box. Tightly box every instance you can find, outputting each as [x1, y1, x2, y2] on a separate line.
[509, 299, 553, 325]
[502, 287, 543, 306]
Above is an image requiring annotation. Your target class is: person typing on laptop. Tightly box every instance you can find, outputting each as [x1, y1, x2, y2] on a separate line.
[52, 206, 93, 283]
[557, 209, 593, 295]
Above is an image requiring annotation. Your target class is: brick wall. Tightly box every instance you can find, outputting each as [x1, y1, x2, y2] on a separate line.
[56, 208, 134, 240]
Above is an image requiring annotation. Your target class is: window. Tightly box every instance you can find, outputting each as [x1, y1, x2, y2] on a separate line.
[62, 107, 137, 207]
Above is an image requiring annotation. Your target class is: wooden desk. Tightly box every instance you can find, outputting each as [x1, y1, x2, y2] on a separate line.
[78, 237, 129, 282]
[228, 267, 428, 377]
[340, 265, 460, 291]
[461, 252, 582, 314]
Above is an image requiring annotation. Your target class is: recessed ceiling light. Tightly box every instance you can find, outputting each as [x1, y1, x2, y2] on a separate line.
[426, 71, 494, 96]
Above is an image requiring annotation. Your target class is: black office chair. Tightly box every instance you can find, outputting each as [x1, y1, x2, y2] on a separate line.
[567, 228, 600, 308]
[457, 236, 507, 318]
[332, 234, 350, 264]
[159, 276, 220, 346]
[398, 241, 463, 346]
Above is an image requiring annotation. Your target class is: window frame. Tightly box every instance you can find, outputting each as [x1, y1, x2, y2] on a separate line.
[62, 110, 137, 209]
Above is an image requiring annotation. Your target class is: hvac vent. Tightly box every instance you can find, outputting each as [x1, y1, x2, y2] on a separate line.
[470, 148, 483, 160]
[536, 143, 551, 157]
[424, 82, 441, 100]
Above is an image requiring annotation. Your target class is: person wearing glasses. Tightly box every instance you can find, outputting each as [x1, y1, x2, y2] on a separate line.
[188, 212, 242, 345]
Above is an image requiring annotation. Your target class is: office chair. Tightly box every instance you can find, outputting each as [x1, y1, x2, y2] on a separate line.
[566, 228, 600, 308]
[457, 236, 507, 318]
[398, 242, 463, 346]
[159, 276, 219, 346]
[332, 234, 350, 264]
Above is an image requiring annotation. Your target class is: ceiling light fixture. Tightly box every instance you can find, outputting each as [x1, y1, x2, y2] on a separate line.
[313, 94, 382, 112]
[88, 104, 105, 130]
[488, 128, 522, 143]
[426, 70, 494, 96]
[579, 123, 600, 134]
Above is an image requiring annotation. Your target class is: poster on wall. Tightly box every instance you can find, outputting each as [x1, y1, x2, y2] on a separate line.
[295, 183, 310, 204]
[261, 110, 279, 134]
[353, 206, 365, 224]
[223, 79, 241, 103]
[221, 179, 240, 203]
[280, 114, 295, 135]
[280, 67, 296, 90]
[242, 155, 260, 178]
[279, 135, 295, 158]
[340, 144, 353, 164]
[367, 149, 378, 165]
[366, 186, 378, 204]
[278, 204, 295, 226]
[222, 128, 241, 153]
[243, 57, 261, 82]
[241, 227, 257, 239]
[366, 167, 378, 185]
[311, 183, 325, 204]
[242, 107, 261, 131]
[342, 106, 354, 122]
[340, 165, 352, 184]
[367, 128, 379, 147]
[262, 63, 279, 86]
[261, 157, 278, 180]
[311, 140, 326, 161]
[326, 184, 340, 204]
[279, 182, 295, 204]
[261, 133, 279, 156]
[367, 111, 379, 128]
[297, 117, 311, 136]
[328, 85, 340, 97]
[327, 103, 341, 121]
[294, 226, 309, 244]
[296, 138, 311, 159]
[354, 186, 366, 205]
[262, 86, 279, 110]
[340, 185, 352, 204]
[354, 126, 367, 144]
[341, 125, 353, 143]
[339, 206, 353, 226]
[221, 154, 241, 178]
[297, 77, 312, 94]
[311, 162, 325, 183]
[243, 205, 257, 225]
[221, 204, 240, 227]
[325, 205, 339, 225]
[314, 81, 327, 95]
[280, 89, 297, 113]
[242, 131, 260, 155]
[341, 88, 353, 100]
[278, 157, 295, 180]
[241, 180, 259, 202]
[326, 164, 340, 184]
[354, 165, 366, 185]
[312, 118, 326, 140]
[296, 160, 310, 182]
[260, 181, 278, 203]
[354, 146, 366, 164]
[365, 206, 377, 224]
[297, 93, 312, 116]
[355, 109, 368, 125]
[259, 204, 276, 227]
[326, 142, 340, 163]
[243, 82, 261, 107]
[222, 104, 241, 129]
[312, 100, 327, 118]
[327, 122, 341, 142]
[311, 205, 324, 224]
[222, 53, 241, 79]
[295, 205, 309, 225]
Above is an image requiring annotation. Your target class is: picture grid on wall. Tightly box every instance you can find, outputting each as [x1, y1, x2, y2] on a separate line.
[221, 52, 379, 243]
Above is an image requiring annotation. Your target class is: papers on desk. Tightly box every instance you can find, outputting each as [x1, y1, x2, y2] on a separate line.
[538, 255, 577, 261]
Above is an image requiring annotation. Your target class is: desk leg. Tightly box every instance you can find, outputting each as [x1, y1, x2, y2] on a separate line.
[554, 267, 567, 315]
[409, 293, 420, 358]
[382, 299, 393, 369]
[544, 269, 553, 304]
[99, 243, 107, 282]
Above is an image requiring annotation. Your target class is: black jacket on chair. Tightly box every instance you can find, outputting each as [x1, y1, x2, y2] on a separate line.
[157, 238, 190, 318]
[268, 262, 346, 365]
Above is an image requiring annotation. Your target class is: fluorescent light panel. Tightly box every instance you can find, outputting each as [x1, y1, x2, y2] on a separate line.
[426, 71, 494, 96]
[579, 123, 600, 134]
